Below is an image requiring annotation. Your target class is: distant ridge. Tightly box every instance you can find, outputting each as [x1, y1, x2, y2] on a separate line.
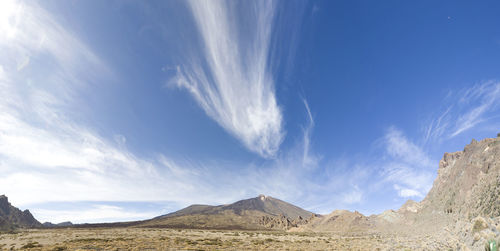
[0, 195, 41, 230]
[43, 221, 74, 228]
[292, 209, 372, 233]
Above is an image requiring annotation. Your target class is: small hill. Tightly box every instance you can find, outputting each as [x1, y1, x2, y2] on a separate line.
[292, 210, 373, 232]
[43, 221, 74, 228]
[0, 195, 41, 230]
[140, 195, 313, 230]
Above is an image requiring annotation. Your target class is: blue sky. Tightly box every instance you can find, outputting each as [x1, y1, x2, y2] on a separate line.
[1, 0, 500, 223]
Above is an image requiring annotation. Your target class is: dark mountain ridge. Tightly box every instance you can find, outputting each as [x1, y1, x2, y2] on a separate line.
[0, 195, 41, 230]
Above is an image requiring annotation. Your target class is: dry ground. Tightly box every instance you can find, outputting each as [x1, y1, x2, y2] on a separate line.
[0, 227, 453, 250]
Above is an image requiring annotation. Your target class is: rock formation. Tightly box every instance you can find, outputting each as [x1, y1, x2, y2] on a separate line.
[421, 137, 500, 218]
[0, 195, 41, 230]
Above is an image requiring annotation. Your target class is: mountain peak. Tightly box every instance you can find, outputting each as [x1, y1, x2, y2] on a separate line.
[258, 194, 267, 201]
[0, 194, 42, 230]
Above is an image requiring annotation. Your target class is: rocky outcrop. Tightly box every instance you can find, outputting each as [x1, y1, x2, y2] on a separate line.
[0, 195, 42, 230]
[421, 137, 500, 218]
[258, 214, 311, 230]
[398, 199, 422, 213]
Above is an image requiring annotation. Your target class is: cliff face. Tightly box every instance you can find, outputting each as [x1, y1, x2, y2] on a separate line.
[0, 195, 42, 230]
[421, 137, 500, 218]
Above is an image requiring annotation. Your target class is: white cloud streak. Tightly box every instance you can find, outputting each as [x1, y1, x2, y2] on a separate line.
[451, 81, 500, 137]
[424, 81, 500, 141]
[171, 0, 284, 158]
[301, 98, 319, 168]
[0, 1, 326, 221]
[380, 127, 435, 198]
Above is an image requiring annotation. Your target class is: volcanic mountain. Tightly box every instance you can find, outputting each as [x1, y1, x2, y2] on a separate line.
[0, 195, 41, 231]
[139, 195, 313, 230]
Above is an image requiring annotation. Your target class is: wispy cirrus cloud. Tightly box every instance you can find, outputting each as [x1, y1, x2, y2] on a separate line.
[171, 0, 284, 158]
[451, 81, 500, 137]
[0, 0, 331, 220]
[424, 81, 500, 142]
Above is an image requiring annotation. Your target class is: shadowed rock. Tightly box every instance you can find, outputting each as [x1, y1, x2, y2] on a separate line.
[0, 195, 42, 230]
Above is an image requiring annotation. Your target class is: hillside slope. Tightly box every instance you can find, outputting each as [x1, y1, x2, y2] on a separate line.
[0, 195, 41, 230]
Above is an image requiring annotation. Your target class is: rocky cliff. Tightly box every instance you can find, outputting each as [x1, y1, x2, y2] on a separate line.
[0, 195, 41, 230]
[421, 137, 500, 218]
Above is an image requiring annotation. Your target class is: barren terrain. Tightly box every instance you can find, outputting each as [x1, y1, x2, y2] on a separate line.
[0, 227, 454, 250]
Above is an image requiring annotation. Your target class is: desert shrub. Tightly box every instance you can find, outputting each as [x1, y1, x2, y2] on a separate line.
[52, 246, 67, 251]
[202, 238, 223, 245]
[472, 217, 488, 233]
[174, 237, 197, 245]
[21, 242, 42, 248]
[252, 240, 265, 245]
